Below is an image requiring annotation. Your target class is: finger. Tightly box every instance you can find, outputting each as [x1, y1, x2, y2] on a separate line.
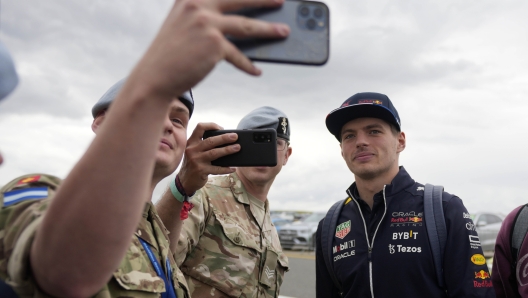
[201, 132, 238, 150]
[223, 39, 261, 75]
[188, 122, 224, 145]
[207, 165, 236, 176]
[205, 143, 241, 161]
[219, 15, 290, 39]
[218, 0, 284, 14]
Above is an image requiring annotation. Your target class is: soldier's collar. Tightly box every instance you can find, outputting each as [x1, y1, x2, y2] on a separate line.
[230, 172, 251, 205]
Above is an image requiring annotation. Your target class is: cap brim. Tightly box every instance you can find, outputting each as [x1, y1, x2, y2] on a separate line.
[326, 104, 400, 141]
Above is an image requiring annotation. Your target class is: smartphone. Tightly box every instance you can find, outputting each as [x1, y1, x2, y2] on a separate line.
[229, 0, 330, 65]
[202, 129, 278, 167]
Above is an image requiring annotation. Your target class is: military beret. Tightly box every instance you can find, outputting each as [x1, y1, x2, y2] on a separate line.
[237, 106, 290, 141]
[91, 78, 194, 118]
[0, 41, 19, 101]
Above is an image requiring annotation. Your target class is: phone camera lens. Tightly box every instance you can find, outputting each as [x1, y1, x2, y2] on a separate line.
[306, 18, 317, 30]
[300, 6, 310, 17]
[314, 7, 323, 18]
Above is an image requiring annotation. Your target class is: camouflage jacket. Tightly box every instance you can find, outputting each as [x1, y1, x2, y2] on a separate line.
[175, 173, 289, 298]
[0, 173, 190, 298]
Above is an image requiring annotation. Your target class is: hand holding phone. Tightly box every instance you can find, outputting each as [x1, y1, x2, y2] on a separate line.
[203, 129, 278, 167]
[229, 0, 330, 65]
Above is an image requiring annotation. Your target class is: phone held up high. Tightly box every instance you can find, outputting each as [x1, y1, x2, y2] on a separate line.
[203, 129, 278, 167]
[229, 0, 330, 66]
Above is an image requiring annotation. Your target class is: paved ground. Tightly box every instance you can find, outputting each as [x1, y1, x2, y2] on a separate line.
[279, 250, 315, 298]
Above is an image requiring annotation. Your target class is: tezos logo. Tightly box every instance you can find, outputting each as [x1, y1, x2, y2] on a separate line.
[389, 244, 421, 254]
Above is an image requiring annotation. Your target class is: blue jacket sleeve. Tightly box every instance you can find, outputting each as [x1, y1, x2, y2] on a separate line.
[442, 195, 496, 297]
[315, 220, 342, 298]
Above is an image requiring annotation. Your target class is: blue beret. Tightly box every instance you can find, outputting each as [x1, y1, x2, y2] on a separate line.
[0, 41, 19, 101]
[237, 106, 290, 140]
[92, 78, 194, 118]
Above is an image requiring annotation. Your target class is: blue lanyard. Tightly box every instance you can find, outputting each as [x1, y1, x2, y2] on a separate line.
[138, 237, 178, 298]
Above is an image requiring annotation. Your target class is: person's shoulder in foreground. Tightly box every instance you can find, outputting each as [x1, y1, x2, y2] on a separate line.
[315, 92, 495, 298]
[0, 0, 290, 295]
[492, 204, 528, 297]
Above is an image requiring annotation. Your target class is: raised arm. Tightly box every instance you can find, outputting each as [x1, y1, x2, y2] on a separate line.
[30, 0, 289, 296]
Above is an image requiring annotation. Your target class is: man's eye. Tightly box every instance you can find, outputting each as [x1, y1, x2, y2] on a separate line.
[370, 130, 381, 134]
[343, 134, 354, 140]
[171, 118, 183, 125]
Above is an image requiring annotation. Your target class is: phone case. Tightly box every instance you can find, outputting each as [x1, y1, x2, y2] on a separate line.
[229, 0, 330, 65]
[202, 129, 278, 167]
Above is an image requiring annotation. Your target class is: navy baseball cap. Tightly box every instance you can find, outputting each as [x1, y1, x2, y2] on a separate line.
[326, 92, 401, 141]
[92, 78, 194, 118]
[237, 106, 290, 141]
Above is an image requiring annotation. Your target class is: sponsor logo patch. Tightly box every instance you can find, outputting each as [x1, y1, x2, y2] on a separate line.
[469, 235, 481, 249]
[392, 230, 418, 240]
[390, 217, 423, 227]
[358, 99, 383, 105]
[471, 254, 486, 265]
[466, 222, 476, 231]
[335, 220, 351, 239]
[389, 244, 421, 254]
[474, 270, 490, 280]
[463, 212, 472, 219]
[333, 240, 356, 254]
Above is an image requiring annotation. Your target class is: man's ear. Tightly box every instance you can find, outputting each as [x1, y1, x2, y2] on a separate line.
[91, 114, 105, 133]
[397, 131, 406, 153]
[282, 146, 293, 165]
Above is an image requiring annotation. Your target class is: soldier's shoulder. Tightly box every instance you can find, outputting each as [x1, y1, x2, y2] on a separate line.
[1, 173, 61, 208]
[204, 175, 233, 189]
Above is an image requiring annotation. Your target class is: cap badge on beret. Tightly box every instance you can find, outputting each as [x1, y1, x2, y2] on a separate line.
[278, 117, 288, 135]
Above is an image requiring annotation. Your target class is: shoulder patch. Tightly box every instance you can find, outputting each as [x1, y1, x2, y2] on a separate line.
[344, 197, 352, 205]
[16, 175, 41, 185]
[3, 187, 48, 207]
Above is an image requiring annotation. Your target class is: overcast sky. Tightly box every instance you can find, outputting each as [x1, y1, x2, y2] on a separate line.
[1, 0, 528, 215]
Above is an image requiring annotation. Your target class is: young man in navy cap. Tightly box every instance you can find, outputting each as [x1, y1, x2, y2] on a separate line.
[315, 92, 495, 297]
[157, 106, 292, 298]
[0, 0, 290, 295]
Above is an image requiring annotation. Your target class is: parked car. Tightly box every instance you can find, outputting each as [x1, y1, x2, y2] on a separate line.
[472, 212, 505, 253]
[272, 218, 293, 232]
[278, 212, 326, 250]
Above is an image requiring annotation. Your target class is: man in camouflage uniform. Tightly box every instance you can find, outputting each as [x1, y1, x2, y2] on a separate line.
[157, 107, 292, 298]
[0, 0, 289, 295]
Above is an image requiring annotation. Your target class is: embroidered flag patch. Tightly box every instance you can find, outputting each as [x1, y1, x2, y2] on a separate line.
[336, 220, 351, 239]
[3, 187, 48, 207]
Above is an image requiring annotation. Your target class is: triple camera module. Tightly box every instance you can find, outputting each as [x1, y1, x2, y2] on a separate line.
[253, 132, 272, 143]
[297, 3, 327, 31]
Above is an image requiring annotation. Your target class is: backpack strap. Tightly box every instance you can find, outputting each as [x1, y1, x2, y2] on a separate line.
[321, 199, 345, 295]
[510, 204, 528, 272]
[424, 184, 447, 289]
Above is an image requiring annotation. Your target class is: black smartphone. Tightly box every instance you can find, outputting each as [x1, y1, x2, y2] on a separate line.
[229, 0, 330, 65]
[202, 129, 277, 167]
